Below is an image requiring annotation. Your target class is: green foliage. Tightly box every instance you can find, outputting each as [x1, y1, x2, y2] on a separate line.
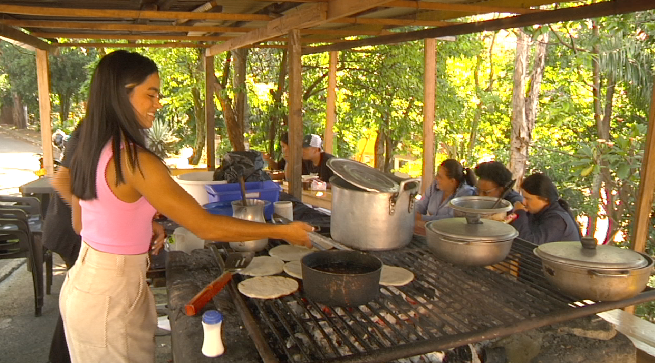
[0, 42, 38, 117]
[147, 117, 178, 158]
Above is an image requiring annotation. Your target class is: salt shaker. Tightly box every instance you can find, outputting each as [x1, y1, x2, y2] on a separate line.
[201, 310, 225, 357]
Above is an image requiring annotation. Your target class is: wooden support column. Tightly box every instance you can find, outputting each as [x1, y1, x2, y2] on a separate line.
[421, 38, 436, 194]
[625, 75, 655, 315]
[288, 29, 303, 199]
[630, 76, 655, 254]
[205, 55, 216, 170]
[325, 50, 337, 154]
[36, 49, 53, 176]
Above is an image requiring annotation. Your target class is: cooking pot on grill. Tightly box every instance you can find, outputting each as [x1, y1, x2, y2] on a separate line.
[301, 250, 382, 307]
[328, 158, 420, 251]
[534, 239, 654, 301]
[426, 218, 518, 266]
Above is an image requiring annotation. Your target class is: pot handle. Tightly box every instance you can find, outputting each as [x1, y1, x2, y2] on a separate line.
[390, 178, 421, 215]
[589, 270, 630, 277]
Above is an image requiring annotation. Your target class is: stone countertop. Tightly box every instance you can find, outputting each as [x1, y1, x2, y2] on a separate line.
[166, 248, 262, 363]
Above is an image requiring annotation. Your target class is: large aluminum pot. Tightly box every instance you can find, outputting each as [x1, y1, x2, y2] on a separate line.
[534, 240, 654, 301]
[425, 218, 518, 266]
[330, 176, 421, 250]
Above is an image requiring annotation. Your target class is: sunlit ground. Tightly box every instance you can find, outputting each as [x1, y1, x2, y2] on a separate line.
[0, 151, 40, 196]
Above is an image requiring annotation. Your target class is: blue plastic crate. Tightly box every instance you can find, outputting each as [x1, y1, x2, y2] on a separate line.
[205, 181, 281, 220]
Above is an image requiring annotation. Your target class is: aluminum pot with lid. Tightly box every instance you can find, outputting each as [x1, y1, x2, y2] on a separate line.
[534, 239, 654, 301]
[425, 218, 518, 266]
[328, 159, 420, 251]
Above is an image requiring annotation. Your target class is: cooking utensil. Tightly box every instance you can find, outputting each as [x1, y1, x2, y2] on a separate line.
[534, 240, 654, 301]
[450, 196, 513, 224]
[329, 175, 420, 251]
[185, 249, 255, 316]
[425, 218, 518, 266]
[490, 179, 516, 209]
[230, 199, 270, 252]
[327, 158, 400, 193]
[301, 250, 382, 307]
[238, 175, 248, 206]
[272, 213, 352, 251]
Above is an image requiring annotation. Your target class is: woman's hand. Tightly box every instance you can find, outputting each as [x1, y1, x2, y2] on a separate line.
[151, 221, 167, 255]
[281, 222, 313, 248]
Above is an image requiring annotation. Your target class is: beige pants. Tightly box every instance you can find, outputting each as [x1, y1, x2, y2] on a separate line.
[60, 242, 156, 363]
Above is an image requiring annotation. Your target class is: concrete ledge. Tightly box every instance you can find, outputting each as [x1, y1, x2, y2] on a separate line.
[0, 259, 26, 283]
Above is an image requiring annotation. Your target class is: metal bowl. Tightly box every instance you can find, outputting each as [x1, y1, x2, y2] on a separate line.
[450, 196, 513, 224]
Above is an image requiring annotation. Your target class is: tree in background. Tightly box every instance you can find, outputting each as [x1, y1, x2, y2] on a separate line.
[49, 47, 97, 129]
[0, 42, 37, 128]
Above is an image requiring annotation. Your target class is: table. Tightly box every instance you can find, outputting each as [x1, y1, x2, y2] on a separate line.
[19, 177, 53, 217]
[281, 182, 332, 210]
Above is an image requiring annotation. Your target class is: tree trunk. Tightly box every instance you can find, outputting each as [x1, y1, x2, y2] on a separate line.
[525, 31, 548, 135]
[233, 48, 249, 134]
[189, 86, 206, 165]
[58, 92, 71, 129]
[384, 133, 394, 173]
[12, 93, 27, 129]
[509, 29, 530, 185]
[587, 174, 602, 237]
[374, 129, 384, 171]
[214, 54, 245, 152]
[0, 104, 13, 125]
[267, 50, 288, 158]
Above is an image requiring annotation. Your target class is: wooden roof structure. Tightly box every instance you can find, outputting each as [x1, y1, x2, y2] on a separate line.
[1, 0, 654, 258]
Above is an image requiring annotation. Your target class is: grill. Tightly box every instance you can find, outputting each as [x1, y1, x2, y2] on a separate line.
[223, 237, 655, 363]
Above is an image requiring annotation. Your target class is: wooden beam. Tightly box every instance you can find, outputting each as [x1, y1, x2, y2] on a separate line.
[31, 32, 232, 41]
[384, 1, 538, 15]
[304, 0, 655, 54]
[0, 4, 272, 22]
[0, 24, 53, 51]
[206, 0, 395, 55]
[36, 49, 54, 176]
[332, 17, 455, 27]
[0, 19, 254, 33]
[288, 29, 303, 199]
[324, 50, 337, 155]
[630, 75, 655, 254]
[422, 38, 436, 194]
[205, 55, 216, 171]
[175, 0, 222, 25]
[301, 28, 390, 36]
[52, 42, 210, 48]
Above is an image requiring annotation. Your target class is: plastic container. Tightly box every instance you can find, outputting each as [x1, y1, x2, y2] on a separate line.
[201, 310, 225, 357]
[167, 227, 205, 254]
[203, 201, 233, 216]
[205, 181, 281, 220]
[175, 171, 227, 205]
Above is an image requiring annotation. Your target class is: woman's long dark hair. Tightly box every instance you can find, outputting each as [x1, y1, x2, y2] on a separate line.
[70, 50, 159, 200]
[521, 173, 577, 222]
[440, 159, 476, 188]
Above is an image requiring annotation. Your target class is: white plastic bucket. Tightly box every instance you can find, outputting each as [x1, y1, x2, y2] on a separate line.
[175, 171, 226, 205]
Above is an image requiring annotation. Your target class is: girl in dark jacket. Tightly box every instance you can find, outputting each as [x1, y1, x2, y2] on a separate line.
[510, 173, 581, 245]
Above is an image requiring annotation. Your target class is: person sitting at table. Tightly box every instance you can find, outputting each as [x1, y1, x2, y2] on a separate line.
[62, 50, 313, 363]
[474, 161, 523, 205]
[415, 159, 476, 223]
[510, 173, 581, 245]
[301, 134, 334, 183]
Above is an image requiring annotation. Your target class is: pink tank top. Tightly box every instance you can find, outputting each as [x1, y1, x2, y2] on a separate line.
[80, 143, 157, 254]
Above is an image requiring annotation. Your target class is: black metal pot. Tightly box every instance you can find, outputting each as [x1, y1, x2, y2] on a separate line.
[301, 250, 382, 307]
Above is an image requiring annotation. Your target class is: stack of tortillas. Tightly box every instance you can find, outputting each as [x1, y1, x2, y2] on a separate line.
[237, 247, 307, 299]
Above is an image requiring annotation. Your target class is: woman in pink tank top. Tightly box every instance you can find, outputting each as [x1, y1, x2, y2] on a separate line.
[60, 50, 313, 363]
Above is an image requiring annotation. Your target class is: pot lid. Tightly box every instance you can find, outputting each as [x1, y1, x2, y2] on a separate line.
[426, 218, 519, 242]
[534, 241, 649, 269]
[327, 158, 399, 193]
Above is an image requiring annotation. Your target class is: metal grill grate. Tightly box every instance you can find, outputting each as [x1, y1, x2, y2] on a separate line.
[227, 237, 655, 363]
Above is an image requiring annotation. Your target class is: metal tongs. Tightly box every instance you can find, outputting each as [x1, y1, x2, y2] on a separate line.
[490, 179, 517, 209]
[271, 213, 352, 251]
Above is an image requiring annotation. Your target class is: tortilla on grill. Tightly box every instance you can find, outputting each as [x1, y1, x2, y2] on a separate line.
[380, 265, 414, 286]
[269, 244, 313, 261]
[283, 260, 302, 279]
[238, 256, 284, 276]
[238, 276, 299, 299]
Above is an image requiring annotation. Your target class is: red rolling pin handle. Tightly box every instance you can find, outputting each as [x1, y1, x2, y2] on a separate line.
[184, 271, 234, 316]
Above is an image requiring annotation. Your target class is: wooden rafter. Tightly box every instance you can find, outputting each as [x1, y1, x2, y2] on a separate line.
[0, 23, 53, 51]
[384, 1, 538, 15]
[331, 17, 456, 27]
[53, 42, 211, 48]
[30, 32, 232, 41]
[304, 0, 655, 54]
[0, 19, 254, 33]
[206, 0, 395, 55]
[0, 4, 272, 22]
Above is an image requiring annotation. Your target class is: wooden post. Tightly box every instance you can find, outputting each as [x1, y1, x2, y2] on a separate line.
[288, 29, 303, 199]
[205, 55, 216, 171]
[325, 50, 338, 154]
[631, 76, 655, 253]
[36, 49, 53, 175]
[625, 75, 655, 315]
[421, 38, 436, 194]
